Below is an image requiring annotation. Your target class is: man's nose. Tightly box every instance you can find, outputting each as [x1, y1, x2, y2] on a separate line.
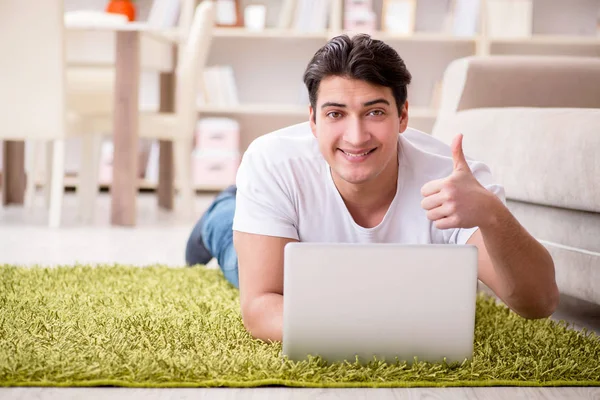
[342, 117, 370, 146]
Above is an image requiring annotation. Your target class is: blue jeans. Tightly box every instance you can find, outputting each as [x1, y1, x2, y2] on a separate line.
[185, 186, 239, 288]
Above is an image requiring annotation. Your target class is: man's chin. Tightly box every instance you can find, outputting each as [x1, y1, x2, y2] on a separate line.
[334, 169, 374, 186]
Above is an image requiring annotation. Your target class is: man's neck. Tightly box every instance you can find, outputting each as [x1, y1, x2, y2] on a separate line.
[333, 156, 399, 229]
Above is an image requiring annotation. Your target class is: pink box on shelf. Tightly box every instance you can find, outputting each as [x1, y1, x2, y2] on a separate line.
[195, 117, 240, 151]
[344, 11, 377, 32]
[344, 0, 373, 13]
[193, 150, 240, 188]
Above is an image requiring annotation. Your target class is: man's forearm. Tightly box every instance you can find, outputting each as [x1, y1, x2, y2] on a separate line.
[480, 196, 559, 318]
[244, 293, 283, 343]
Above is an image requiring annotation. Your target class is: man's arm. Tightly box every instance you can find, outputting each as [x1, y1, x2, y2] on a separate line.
[233, 230, 298, 343]
[467, 201, 559, 319]
[421, 133, 559, 319]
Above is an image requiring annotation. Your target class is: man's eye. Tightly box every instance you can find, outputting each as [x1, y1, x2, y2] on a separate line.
[369, 110, 384, 116]
[327, 111, 342, 119]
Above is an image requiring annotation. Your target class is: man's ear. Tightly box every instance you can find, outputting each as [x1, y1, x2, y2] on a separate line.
[398, 101, 409, 133]
[309, 105, 317, 138]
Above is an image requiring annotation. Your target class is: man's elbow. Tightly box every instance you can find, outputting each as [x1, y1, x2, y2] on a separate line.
[515, 284, 560, 320]
[241, 294, 283, 343]
[241, 300, 260, 339]
[240, 298, 271, 342]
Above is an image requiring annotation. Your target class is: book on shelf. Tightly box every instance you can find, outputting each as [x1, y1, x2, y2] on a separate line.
[278, 0, 297, 29]
[414, 0, 453, 34]
[382, 0, 417, 35]
[146, 0, 181, 28]
[450, 0, 480, 37]
[278, 0, 331, 32]
[486, 0, 532, 39]
[197, 65, 239, 108]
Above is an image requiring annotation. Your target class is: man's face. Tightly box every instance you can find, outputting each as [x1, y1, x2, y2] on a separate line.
[309, 76, 409, 186]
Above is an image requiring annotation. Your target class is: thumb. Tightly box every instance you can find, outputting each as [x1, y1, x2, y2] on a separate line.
[451, 133, 469, 172]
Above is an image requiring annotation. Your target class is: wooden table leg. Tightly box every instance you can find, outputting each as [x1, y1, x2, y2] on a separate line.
[157, 72, 174, 210]
[158, 140, 174, 209]
[2, 140, 26, 206]
[111, 31, 140, 227]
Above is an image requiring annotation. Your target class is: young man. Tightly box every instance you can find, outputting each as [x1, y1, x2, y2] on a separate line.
[186, 34, 559, 343]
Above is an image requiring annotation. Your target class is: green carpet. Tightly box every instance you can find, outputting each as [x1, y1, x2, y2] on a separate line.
[1, 264, 599, 388]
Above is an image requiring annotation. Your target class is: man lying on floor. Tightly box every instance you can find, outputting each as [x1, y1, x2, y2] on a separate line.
[185, 33, 559, 343]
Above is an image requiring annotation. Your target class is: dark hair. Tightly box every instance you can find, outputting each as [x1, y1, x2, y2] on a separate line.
[303, 34, 412, 121]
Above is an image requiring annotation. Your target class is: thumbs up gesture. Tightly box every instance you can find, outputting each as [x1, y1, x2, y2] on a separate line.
[420, 134, 495, 230]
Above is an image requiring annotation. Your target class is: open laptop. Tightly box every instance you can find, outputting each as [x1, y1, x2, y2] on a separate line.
[282, 243, 479, 365]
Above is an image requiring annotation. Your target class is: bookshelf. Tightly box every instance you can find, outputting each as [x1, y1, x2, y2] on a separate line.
[17, 0, 599, 193]
[203, 0, 599, 146]
[188, 0, 599, 191]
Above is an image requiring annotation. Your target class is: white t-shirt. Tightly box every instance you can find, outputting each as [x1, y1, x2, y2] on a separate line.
[232, 122, 505, 245]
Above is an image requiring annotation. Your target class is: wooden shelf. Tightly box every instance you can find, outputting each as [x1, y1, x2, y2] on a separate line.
[198, 103, 437, 119]
[214, 28, 600, 50]
[214, 27, 480, 45]
[62, 176, 229, 192]
[372, 32, 479, 44]
[198, 103, 308, 117]
[490, 34, 600, 46]
[63, 176, 157, 191]
[214, 28, 330, 39]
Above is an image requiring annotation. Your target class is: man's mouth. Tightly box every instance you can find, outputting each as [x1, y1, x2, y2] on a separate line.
[338, 147, 377, 162]
[339, 148, 377, 157]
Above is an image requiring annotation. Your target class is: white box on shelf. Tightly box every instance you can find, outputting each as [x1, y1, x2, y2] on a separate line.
[382, 0, 417, 35]
[487, 0, 532, 39]
[193, 150, 240, 188]
[244, 4, 267, 31]
[195, 117, 240, 151]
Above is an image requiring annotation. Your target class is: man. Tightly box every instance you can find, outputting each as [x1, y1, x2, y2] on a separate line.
[186, 34, 559, 343]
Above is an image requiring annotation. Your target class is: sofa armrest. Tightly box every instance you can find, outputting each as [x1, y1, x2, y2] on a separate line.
[432, 107, 600, 213]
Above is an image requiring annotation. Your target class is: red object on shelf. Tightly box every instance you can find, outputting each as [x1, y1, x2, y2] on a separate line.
[106, 0, 136, 22]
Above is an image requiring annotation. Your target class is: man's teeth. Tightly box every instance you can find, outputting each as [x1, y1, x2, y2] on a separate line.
[343, 150, 371, 157]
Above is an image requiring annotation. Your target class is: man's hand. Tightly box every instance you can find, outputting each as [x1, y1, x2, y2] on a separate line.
[420, 133, 498, 230]
[420, 134, 559, 319]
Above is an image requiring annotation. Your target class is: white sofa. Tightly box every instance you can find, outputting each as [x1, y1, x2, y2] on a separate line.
[431, 55, 600, 306]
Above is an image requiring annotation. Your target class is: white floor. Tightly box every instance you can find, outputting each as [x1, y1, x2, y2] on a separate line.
[1, 192, 598, 399]
[0, 191, 215, 267]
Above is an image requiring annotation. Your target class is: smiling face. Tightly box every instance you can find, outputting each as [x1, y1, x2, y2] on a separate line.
[310, 76, 409, 188]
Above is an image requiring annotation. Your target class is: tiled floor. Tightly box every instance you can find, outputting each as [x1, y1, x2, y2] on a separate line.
[1, 192, 598, 399]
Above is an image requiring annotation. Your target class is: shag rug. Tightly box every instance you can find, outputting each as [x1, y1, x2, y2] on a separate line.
[0, 264, 599, 388]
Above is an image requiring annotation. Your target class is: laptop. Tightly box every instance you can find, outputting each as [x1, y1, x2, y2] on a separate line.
[282, 243, 479, 365]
